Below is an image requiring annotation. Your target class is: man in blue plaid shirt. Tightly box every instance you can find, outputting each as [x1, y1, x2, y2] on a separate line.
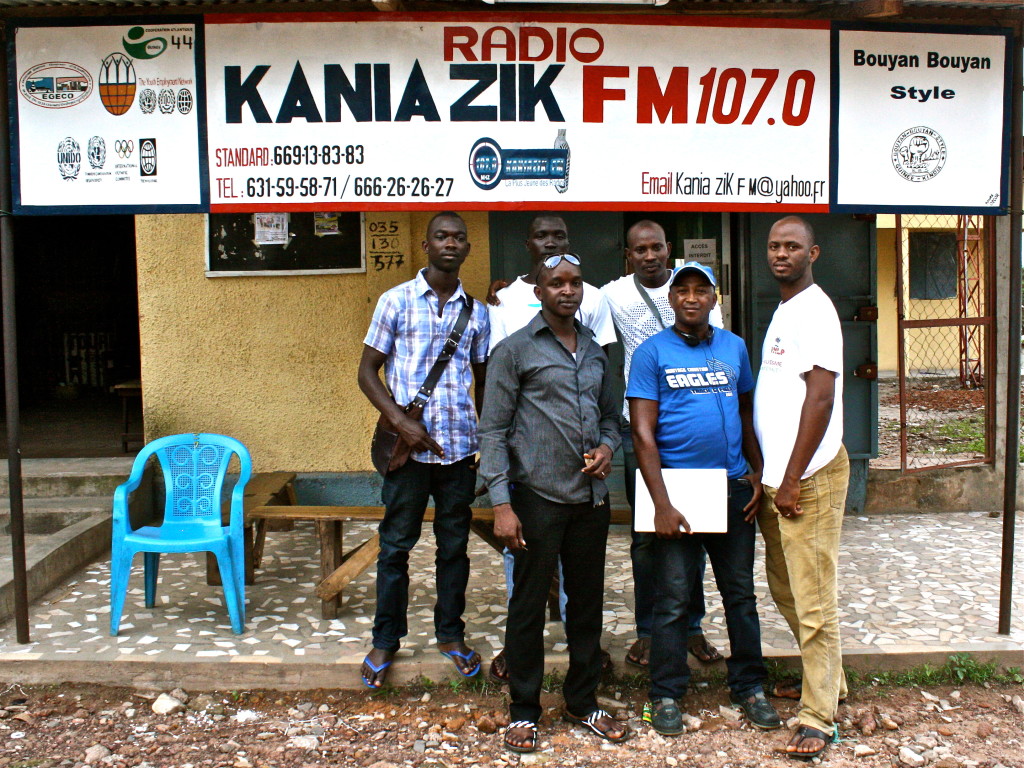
[358, 211, 490, 688]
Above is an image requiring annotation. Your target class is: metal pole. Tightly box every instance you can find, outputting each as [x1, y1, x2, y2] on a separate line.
[0, 23, 29, 644]
[998, 19, 1023, 637]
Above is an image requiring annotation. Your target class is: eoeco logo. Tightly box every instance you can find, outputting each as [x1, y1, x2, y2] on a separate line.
[19, 62, 92, 109]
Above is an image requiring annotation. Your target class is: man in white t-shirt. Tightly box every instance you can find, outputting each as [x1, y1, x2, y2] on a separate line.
[486, 214, 616, 684]
[753, 216, 849, 762]
[601, 220, 723, 671]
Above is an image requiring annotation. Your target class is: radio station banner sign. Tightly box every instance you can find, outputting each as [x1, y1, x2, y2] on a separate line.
[10, 19, 206, 213]
[7, 14, 1012, 214]
[833, 25, 1010, 213]
[205, 15, 833, 212]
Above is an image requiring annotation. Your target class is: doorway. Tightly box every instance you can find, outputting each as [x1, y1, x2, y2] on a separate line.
[0, 215, 141, 457]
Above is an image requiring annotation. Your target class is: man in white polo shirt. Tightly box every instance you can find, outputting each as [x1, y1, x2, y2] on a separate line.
[754, 215, 849, 762]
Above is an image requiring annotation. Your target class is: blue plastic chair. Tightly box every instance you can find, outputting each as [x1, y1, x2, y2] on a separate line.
[109, 433, 252, 636]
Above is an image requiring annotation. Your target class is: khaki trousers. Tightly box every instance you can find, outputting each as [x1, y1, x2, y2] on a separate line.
[759, 445, 849, 733]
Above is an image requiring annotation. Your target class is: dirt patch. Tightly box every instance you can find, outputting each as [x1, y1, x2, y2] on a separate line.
[874, 379, 991, 469]
[0, 680, 1021, 768]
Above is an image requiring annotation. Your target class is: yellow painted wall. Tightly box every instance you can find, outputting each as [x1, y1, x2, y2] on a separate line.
[135, 211, 491, 472]
[876, 215, 989, 376]
[877, 224, 898, 374]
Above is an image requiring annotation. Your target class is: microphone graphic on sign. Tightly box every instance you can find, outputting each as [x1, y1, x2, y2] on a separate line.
[468, 131, 570, 193]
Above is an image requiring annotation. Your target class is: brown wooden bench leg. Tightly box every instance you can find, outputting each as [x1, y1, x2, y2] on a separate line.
[206, 552, 219, 586]
[206, 528, 255, 587]
[317, 520, 343, 619]
[252, 519, 268, 568]
[316, 534, 381, 603]
[547, 573, 562, 622]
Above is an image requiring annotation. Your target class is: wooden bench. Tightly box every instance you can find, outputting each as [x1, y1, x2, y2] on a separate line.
[248, 503, 632, 619]
[205, 471, 298, 587]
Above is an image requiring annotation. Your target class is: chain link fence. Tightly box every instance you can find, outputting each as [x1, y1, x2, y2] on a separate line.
[895, 214, 992, 471]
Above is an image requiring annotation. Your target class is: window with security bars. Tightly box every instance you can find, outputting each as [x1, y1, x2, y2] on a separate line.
[909, 231, 957, 300]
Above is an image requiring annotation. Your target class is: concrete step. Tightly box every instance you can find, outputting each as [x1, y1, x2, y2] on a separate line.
[0, 496, 112, 535]
[0, 458, 133, 498]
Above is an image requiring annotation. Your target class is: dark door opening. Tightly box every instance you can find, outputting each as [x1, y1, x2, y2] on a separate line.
[0, 215, 140, 457]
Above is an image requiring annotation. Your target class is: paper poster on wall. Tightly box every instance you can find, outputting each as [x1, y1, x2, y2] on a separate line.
[204, 14, 832, 212]
[832, 25, 1010, 213]
[254, 212, 288, 244]
[10, 18, 207, 213]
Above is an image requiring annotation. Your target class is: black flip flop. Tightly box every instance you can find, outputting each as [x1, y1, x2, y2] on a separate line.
[788, 725, 833, 761]
[624, 637, 650, 669]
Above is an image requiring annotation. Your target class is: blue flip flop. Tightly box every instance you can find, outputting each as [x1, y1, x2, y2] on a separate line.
[361, 654, 392, 689]
[439, 647, 481, 678]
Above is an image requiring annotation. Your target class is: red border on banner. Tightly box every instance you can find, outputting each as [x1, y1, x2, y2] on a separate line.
[211, 202, 830, 213]
[204, 12, 830, 30]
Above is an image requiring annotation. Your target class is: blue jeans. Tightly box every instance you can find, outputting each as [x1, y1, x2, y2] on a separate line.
[503, 550, 568, 621]
[372, 457, 475, 652]
[622, 427, 705, 639]
[649, 479, 767, 700]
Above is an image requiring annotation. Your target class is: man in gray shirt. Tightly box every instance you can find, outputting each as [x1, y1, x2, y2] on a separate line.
[479, 254, 627, 752]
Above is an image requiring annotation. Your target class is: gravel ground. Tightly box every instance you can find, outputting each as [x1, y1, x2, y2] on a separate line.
[0, 678, 1022, 768]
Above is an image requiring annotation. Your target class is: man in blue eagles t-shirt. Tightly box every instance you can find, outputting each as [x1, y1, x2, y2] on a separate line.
[627, 262, 780, 737]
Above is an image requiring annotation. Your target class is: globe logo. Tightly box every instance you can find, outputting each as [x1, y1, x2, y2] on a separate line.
[177, 89, 193, 115]
[57, 137, 81, 181]
[98, 53, 136, 116]
[87, 136, 106, 169]
[139, 138, 157, 176]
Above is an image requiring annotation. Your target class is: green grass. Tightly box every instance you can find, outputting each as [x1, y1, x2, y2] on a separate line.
[604, 655, 1021, 697]
[844, 654, 1020, 689]
[935, 416, 987, 454]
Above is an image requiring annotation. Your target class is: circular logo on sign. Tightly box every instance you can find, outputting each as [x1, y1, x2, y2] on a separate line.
[57, 137, 81, 181]
[98, 52, 136, 116]
[19, 62, 93, 109]
[468, 138, 503, 190]
[139, 88, 156, 114]
[115, 139, 134, 159]
[177, 88, 193, 115]
[87, 136, 106, 169]
[140, 138, 157, 176]
[891, 126, 947, 182]
[158, 88, 175, 114]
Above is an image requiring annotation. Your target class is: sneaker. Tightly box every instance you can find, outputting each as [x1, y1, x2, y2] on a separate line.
[730, 690, 782, 730]
[648, 697, 684, 736]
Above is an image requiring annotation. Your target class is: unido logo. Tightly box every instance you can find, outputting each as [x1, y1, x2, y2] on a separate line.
[98, 53, 136, 116]
[56, 137, 81, 181]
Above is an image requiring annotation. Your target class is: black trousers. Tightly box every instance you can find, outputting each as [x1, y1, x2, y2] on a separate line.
[506, 484, 610, 724]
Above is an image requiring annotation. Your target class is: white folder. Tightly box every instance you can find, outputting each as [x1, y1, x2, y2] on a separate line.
[633, 468, 728, 533]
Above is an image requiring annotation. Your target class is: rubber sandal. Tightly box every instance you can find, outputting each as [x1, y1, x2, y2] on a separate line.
[563, 708, 630, 743]
[772, 679, 802, 700]
[624, 637, 650, 669]
[787, 725, 833, 761]
[489, 649, 509, 683]
[687, 634, 723, 664]
[439, 647, 481, 678]
[361, 654, 392, 689]
[504, 720, 538, 753]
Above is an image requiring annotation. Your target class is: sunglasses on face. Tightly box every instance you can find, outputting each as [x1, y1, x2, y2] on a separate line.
[542, 253, 581, 269]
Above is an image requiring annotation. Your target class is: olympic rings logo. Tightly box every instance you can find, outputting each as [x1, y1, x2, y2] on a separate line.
[114, 139, 134, 158]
